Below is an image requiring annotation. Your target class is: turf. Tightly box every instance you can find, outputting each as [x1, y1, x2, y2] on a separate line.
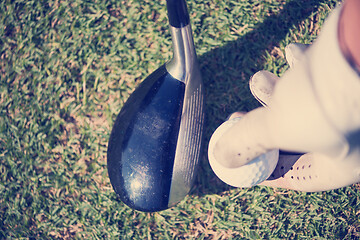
[1, 0, 360, 239]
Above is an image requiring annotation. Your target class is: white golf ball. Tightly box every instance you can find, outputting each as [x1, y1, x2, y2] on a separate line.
[208, 117, 279, 188]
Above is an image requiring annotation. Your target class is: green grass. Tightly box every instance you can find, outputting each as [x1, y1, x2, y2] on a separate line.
[1, 0, 360, 239]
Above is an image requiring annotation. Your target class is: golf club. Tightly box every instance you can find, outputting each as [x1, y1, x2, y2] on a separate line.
[107, 0, 204, 212]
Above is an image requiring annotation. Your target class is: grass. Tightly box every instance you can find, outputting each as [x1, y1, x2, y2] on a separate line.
[1, 0, 360, 239]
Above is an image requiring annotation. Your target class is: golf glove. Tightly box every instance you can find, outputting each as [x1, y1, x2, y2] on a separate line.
[209, 5, 360, 191]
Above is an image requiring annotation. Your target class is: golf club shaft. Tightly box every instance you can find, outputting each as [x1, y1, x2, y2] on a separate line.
[166, 0, 198, 84]
[166, 0, 190, 28]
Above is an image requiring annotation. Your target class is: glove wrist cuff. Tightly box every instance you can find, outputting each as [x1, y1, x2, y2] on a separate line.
[307, 4, 360, 135]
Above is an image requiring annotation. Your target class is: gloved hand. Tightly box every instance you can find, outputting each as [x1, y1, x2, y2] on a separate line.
[208, 5, 360, 191]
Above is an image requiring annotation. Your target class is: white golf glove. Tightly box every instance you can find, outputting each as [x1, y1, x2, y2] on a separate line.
[208, 5, 360, 191]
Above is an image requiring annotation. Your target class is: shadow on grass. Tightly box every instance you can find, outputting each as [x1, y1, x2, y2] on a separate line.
[191, 0, 334, 197]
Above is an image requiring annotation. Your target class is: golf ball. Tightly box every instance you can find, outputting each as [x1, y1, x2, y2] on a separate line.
[208, 117, 279, 188]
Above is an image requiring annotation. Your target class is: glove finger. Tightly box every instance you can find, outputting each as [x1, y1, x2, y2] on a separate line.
[285, 43, 310, 68]
[249, 43, 310, 107]
[249, 70, 279, 107]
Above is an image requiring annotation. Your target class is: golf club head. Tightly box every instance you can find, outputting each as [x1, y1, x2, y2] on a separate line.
[107, 0, 204, 212]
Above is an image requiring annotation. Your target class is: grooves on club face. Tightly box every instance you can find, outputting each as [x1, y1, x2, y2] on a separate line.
[107, 0, 204, 211]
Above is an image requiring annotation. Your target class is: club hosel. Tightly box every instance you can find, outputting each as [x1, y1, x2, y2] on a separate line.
[166, 24, 199, 83]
